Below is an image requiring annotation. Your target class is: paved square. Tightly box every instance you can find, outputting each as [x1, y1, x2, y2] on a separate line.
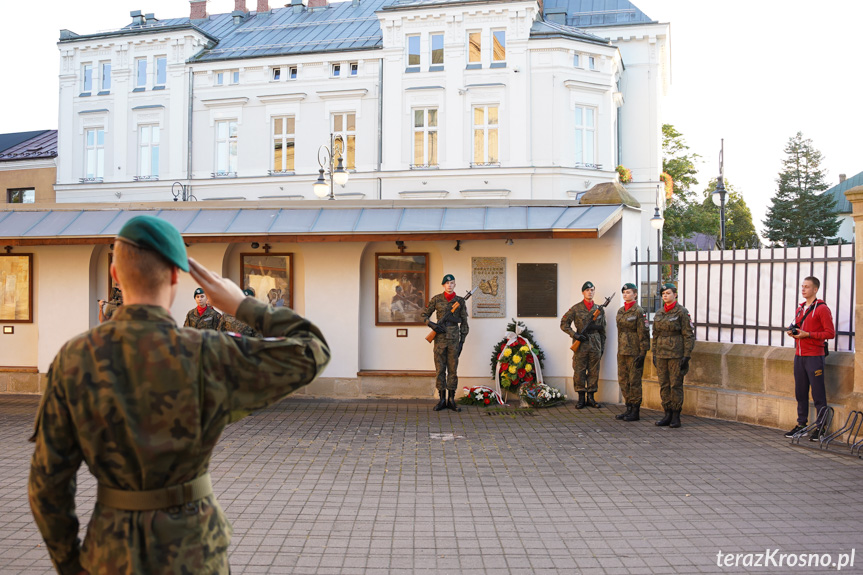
[2, 395, 861, 574]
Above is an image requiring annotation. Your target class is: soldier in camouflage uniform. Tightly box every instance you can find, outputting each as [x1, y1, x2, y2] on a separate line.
[184, 287, 222, 329]
[28, 215, 330, 575]
[217, 288, 260, 337]
[421, 274, 469, 412]
[615, 283, 650, 422]
[560, 281, 607, 409]
[652, 282, 694, 428]
[98, 287, 123, 322]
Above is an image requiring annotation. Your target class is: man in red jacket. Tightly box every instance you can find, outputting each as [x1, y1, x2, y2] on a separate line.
[784, 276, 835, 440]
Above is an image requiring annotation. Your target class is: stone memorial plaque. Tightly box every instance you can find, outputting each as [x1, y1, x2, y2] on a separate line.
[471, 257, 505, 318]
[517, 263, 557, 317]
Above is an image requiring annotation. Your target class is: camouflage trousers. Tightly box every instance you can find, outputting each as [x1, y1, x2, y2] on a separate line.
[656, 357, 684, 411]
[433, 340, 460, 392]
[572, 347, 601, 392]
[617, 354, 644, 405]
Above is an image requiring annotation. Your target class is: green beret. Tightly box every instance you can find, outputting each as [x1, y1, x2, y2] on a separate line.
[242, 288, 255, 297]
[621, 283, 637, 292]
[661, 282, 677, 293]
[441, 274, 455, 285]
[117, 215, 189, 272]
[581, 281, 594, 292]
[194, 287, 205, 297]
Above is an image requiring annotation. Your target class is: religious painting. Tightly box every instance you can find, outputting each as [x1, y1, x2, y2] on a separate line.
[376, 253, 428, 325]
[0, 254, 33, 323]
[240, 253, 293, 309]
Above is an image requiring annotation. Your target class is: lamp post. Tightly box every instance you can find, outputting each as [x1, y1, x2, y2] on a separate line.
[650, 184, 665, 310]
[313, 133, 349, 200]
[711, 139, 727, 249]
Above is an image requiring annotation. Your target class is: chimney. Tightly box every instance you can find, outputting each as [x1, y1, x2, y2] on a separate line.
[839, 174, 847, 184]
[234, 0, 248, 12]
[130, 10, 145, 26]
[144, 13, 157, 25]
[190, 0, 209, 20]
[309, 0, 328, 9]
[291, 0, 304, 12]
[257, 0, 269, 12]
[545, 7, 566, 24]
[351, 0, 360, 6]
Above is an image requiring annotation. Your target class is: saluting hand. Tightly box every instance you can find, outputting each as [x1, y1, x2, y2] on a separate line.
[188, 257, 246, 317]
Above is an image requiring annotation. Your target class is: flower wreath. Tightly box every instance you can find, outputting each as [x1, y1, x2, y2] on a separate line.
[459, 385, 506, 407]
[489, 320, 546, 397]
[519, 382, 566, 408]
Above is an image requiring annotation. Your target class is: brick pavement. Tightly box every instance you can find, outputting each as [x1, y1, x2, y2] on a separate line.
[2, 394, 861, 574]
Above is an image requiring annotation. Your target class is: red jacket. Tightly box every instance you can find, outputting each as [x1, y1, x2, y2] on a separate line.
[793, 299, 835, 356]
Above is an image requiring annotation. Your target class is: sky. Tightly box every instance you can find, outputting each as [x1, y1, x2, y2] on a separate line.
[2, 0, 860, 232]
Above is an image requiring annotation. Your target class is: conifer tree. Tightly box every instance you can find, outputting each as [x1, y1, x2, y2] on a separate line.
[763, 132, 839, 244]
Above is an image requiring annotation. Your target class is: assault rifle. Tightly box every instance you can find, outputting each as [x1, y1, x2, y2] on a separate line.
[425, 286, 479, 343]
[569, 293, 614, 353]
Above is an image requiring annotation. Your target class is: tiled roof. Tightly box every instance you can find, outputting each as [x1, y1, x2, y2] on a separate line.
[823, 171, 862, 214]
[542, 0, 654, 28]
[0, 130, 57, 162]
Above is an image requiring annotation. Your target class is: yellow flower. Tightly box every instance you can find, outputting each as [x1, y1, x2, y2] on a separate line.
[525, 364, 532, 372]
[508, 365, 517, 374]
[502, 348, 512, 357]
[512, 355, 521, 364]
[520, 345, 529, 353]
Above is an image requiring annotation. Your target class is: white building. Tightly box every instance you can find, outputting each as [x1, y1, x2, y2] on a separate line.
[1, 0, 670, 402]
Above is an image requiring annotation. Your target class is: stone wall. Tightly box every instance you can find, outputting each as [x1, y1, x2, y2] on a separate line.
[642, 342, 862, 434]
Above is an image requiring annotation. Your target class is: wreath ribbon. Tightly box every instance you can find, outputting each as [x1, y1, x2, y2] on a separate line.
[462, 385, 505, 406]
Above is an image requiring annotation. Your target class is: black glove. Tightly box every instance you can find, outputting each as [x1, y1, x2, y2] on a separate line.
[652, 354, 657, 368]
[574, 333, 588, 343]
[679, 357, 691, 375]
[633, 356, 645, 370]
[428, 321, 446, 334]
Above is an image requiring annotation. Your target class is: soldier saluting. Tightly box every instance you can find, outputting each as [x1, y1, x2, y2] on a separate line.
[184, 287, 222, 329]
[652, 282, 695, 428]
[28, 215, 330, 574]
[615, 283, 650, 421]
[560, 281, 607, 409]
[422, 274, 469, 412]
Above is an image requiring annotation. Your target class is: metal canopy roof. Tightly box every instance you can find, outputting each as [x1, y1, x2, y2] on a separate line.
[0, 204, 623, 245]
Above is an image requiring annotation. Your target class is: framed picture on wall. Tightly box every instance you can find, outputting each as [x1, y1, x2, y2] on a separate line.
[375, 253, 429, 325]
[0, 253, 33, 323]
[240, 253, 293, 309]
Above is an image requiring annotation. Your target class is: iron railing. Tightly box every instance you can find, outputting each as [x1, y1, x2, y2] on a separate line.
[633, 241, 855, 352]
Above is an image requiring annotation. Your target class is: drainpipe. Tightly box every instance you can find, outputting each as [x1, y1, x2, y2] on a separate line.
[377, 58, 383, 189]
[187, 68, 194, 188]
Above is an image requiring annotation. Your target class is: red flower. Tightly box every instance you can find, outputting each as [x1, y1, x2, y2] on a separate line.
[501, 363, 509, 372]
[525, 375, 534, 382]
[526, 355, 534, 363]
[517, 369, 526, 378]
[483, 398, 491, 405]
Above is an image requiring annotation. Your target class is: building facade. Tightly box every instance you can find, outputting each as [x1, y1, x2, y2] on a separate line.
[1, 0, 670, 402]
[0, 131, 58, 204]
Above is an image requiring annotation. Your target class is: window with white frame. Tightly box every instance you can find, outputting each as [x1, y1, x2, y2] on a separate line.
[215, 69, 240, 86]
[492, 30, 506, 63]
[232, 70, 240, 84]
[412, 108, 438, 167]
[349, 62, 358, 76]
[573, 53, 580, 67]
[100, 61, 111, 91]
[215, 71, 225, 86]
[289, 66, 297, 80]
[407, 35, 420, 69]
[135, 58, 147, 88]
[138, 125, 160, 179]
[215, 120, 238, 176]
[82, 63, 93, 93]
[331, 63, 341, 77]
[155, 56, 167, 87]
[468, 32, 481, 64]
[574, 106, 596, 167]
[430, 33, 444, 67]
[472, 105, 499, 165]
[272, 67, 281, 81]
[271, 116, 295, 173]
[84, 128, 105, 180]
[331, 112, 356, 170]
[589, 56, 596, 70]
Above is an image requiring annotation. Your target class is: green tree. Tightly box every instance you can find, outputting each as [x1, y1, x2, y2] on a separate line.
[661, 124, 703, 257]
[763, 132, 839, 244]
[700, 179, 761, 248]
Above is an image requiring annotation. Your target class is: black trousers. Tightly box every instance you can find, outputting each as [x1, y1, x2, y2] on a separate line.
[793, 355, 827, 426]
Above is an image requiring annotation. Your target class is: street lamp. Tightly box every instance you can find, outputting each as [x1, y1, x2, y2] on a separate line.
[650, 185, 665, 310]
[711, 139, 727, 249]
[313, 133, 349, 200]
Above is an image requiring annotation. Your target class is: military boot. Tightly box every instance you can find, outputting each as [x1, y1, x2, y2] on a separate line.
[585, 392, 600, 408]
[655, 409, 673, 426]
[615, 404, 633, 420]
[623, 404, 640, 422]
[433, 390, 447, 411]
[446, 389, 461, 412]
[669, 410, 682, 428]
[576, 391, 586, 409]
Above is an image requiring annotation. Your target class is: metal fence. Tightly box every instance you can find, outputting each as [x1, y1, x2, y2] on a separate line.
[633, 242, 856, 352]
